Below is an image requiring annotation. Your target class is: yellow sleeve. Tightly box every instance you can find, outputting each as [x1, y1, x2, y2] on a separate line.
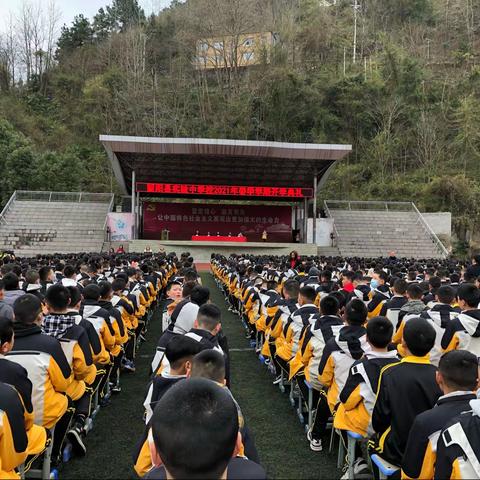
[301, 342, 314, 367]
[343, 384, 363, 411]
[101, 322, 116, 352]
[392, 320, 405, 344]
[443, 334, 460, 353]
[0, 411, 28, 474]
[72, 343, 97, 385]
[319, 355, 335, 388]
[48, 357, 72, 393]
[401, 441, 435, 480]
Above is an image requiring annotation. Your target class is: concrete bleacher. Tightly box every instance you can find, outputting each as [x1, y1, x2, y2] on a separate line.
[325, 201, 449, 259]
[0, 191, 114, 256]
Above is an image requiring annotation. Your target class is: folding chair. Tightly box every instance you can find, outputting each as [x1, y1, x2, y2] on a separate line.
[19, 430, 56, 480]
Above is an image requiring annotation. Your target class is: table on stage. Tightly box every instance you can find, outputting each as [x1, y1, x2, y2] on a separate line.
[191, 235, 247, 242]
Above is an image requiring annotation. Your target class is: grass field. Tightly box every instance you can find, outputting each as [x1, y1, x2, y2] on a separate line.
[62, 272, 339, 479]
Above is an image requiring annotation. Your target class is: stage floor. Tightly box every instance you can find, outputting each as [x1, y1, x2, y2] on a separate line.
[126, 239, 318, 262]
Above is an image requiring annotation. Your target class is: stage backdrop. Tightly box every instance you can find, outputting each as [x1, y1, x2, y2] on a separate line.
[107, 213, 133, 241]
[143, 202, 292, 242]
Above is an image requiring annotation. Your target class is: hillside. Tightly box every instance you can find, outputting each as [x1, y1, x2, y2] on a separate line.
[1, 0, 480, 250]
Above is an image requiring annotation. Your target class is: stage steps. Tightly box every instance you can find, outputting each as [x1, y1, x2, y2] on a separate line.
[325, 201, 448, 259]
[0, 191, 114, 256]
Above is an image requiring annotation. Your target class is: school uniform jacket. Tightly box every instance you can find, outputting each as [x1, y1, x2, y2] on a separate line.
[442, 309, 480, 357]
[7, 323, 71, 429]
[402, 392, 476, 480]
[368, 285, 391, 318]
[318, 325, 368, 412]
[82, 300, 116, 358]
[0, 382, 28, 479]
[111, 294, 136, 332]
[379, 295, 408, 329]
[169, 299, 199, 335]
[99, 300, 129, 348]
[275, 304, 320, 362]
[434, 398, 480, 480]
[334, 350, 399, 437]
[372, 355, 442, 466]
[418, 304, 460, 366]
[289, 314, 343, 388]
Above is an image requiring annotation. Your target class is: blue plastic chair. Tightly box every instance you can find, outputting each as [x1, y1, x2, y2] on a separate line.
[371, 454, 400, 479]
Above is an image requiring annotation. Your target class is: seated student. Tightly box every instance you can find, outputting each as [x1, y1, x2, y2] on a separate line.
[423, 276, 442, 307]
[134, 335, 205, 477]
[61, 265, 79, 288]
[82, 284, 116, 396]
[274, 286, 320, 378]
[351, 272, 371, 303]
[3, 273, 26, 307]
[418, 286, 460, 366]
[308, 299, 369, 452]
[7, 294, 73, 463]
[190, 349, 260, 465]
[0, 381, 29, 479]
[370, 317, 442, 469]
[367, 270, 391, 318]
[146, 379, 266, 480]
[144, 335, 204, 424]
[442, 283, 480, 356]
[0, 317, 47, 462]
[171, 285, 210, 335]
[395, 283, 426, 335]
[434, 395, 480, 480]
[402, 350, 479, 480]
[23, 270, 44, 302]
[289, 294, 343, 394]
[98, 281, 128, 393]
[379, 278, 408, 328]
[0, 279, 14, 321]
[334, 317, 398, 473]
[43, 284, 97, 456]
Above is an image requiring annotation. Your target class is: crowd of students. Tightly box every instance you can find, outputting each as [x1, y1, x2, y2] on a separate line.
[0, 251, 175, 478]
[212, 252, 480, 479]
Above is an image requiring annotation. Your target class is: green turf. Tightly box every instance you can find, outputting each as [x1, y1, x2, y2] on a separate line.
[61, 274, 340, 479]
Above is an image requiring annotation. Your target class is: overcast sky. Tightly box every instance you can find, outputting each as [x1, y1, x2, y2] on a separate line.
[0, 0, 173, 35]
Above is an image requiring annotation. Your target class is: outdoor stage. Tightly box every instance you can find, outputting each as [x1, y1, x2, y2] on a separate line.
[126, 240, 318, 262]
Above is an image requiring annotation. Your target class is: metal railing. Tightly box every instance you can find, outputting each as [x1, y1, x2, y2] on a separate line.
[0, 191, 17, 225]
[15, 191, 114, 203]
[323, 201, 341, 244]
[324, 199, 449, 258]
[411, 203, 449, 258]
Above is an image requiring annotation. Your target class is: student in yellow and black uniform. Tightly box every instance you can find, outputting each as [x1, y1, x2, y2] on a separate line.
[146, 379, 266, 480]
[0, 317, 48, 466]
[369, 317, 442, 475]
[418, 285, 460, 366]
[7, 294, 73, 464]
[43, 284, 97, 457]
[0, 381, 29, 479]
[134, 335, 204, 477]
[308, 299, 369, 452]
[334, 317, 398, 476]
[442, 283, 480, 357]
[367, 270, 391, 318]
[379, 278, 408, 324]
[98, 281, 128, 394]
[289, 294, 343, 405]
[402, 350, 479, 480]
[434, 392, 480, 480]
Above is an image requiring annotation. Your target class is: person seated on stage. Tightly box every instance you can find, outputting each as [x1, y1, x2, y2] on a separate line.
[402, 350, 479, 480]
[379, 278, 408, 320]
[441, 283, 480, 356]
[333, 317, 398, 475]
[369, 317, 442, 470]
[7, 294, 73, 464]
[189, 349, 260, 464]
[367, 270, 391, 318]
[308, 299, 368, 452]
[0, 381, 29, 479]
[43, 284, 97, 456]
[274, 286, 319, 380]
[146, 378, 266, 480]
[416, 285, 461, 366]
[0, 317, 48, 464]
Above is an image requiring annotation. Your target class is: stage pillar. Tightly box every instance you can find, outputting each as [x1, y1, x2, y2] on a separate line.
[131, 170, 136, 239]
[303, 197, 308, 243]
[312, 172, 318, 244]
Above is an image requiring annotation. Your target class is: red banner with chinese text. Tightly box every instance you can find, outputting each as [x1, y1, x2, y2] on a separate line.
[143, 202, 292, 242]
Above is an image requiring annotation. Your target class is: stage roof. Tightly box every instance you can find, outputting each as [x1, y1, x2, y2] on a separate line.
[100, 135, 352, 197]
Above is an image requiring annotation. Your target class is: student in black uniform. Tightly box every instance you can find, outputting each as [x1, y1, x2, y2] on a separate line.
[146, 378, 266, 480]
[370, 317, 442, 471]
[402, 350, 479, 480]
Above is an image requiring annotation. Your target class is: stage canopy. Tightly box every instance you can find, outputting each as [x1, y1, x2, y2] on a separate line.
[100, 135, 352, 197]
